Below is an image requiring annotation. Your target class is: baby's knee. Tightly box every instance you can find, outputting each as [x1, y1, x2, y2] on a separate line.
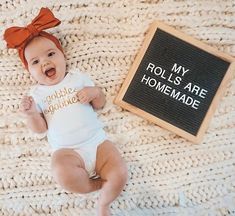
[52, 165, 81, 192]
[51, 163, 72, 188]
[51, 162, 92, 194]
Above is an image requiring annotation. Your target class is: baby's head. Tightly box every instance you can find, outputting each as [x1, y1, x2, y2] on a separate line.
[4, 7, 66, 86]
[24, 36, 66, 86]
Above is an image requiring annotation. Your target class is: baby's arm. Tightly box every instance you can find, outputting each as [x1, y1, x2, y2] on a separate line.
[77, 86, 106, 109]
[20, 96, 48, 133]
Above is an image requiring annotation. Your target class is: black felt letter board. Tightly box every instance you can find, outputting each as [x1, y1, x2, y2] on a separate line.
[115, 21, 234, 143]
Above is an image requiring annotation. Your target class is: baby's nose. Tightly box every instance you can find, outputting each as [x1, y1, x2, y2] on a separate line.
[43, 61, 50, 67]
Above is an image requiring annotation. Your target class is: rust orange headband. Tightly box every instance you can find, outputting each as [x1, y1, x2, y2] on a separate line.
[3, 7, 63, 70]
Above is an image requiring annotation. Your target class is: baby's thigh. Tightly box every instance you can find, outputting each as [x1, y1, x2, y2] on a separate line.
[95, 141, 128, 181]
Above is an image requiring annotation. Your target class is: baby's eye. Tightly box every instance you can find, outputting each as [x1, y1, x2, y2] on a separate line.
[48, 51, 55, 57]
[32, 59, 39, 65]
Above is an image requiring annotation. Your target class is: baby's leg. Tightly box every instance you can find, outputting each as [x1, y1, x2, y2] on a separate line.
[95, 141, 128, 216]
[51, 148, 102, 193]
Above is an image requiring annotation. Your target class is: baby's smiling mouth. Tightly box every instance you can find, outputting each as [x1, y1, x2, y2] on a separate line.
[45, 68, 56, 77]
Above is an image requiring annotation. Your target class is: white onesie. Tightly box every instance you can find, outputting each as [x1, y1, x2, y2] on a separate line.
[30, 70, 106, 177]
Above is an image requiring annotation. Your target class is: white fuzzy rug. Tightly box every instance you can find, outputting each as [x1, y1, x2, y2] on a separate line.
[0, 1, 235, 215]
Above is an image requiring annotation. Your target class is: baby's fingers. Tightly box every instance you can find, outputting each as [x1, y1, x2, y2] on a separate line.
[20, 100, 31, 111]
[20, 96, 33, 111]
[21, 96, 32, 103]
[79, 96, 90, 104]
[77, 91, 86, 102]
[77, 93, 87, 103]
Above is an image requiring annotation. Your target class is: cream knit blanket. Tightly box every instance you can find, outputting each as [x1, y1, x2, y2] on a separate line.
[0, 1, 234, 215]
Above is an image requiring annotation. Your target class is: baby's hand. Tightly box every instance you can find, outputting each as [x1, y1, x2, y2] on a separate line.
[76, 87, 99, 104]
[20, 96, 38, 116]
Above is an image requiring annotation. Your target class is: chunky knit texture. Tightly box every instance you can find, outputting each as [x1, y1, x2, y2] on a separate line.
[0, 1, 235, 215]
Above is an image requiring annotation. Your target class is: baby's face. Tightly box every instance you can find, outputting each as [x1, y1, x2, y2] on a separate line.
[24, 36, 66, 86]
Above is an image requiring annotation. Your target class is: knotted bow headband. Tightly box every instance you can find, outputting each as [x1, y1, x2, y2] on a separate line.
[4, 7, 63, 70]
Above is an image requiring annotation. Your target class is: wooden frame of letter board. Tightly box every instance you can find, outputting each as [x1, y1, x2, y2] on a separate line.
[114, 21, 235, 143]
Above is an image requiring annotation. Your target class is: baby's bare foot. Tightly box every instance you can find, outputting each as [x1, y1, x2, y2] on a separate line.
[97, 204, 111, 216]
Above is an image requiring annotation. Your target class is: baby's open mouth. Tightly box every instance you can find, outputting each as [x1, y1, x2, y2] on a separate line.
[45, 68, 56, 77]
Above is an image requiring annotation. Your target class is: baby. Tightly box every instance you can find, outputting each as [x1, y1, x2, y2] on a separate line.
[4, 8, 127, 216]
